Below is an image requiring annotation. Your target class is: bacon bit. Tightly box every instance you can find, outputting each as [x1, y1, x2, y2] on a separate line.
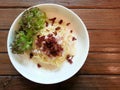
[53, 31, 57, 36]
[55, 27, 61, 31]
[30, 52, 33, 59]
[38, 36, 45, 42]
[66, 23, 70, 26]
[66, 55, 70, 59]
[59, 19, 63, 24]
[36, 36, 45, 47]
[66, 55, 71, 60]
[37, 35, 40, 38]
[72, 37, 77, 41]
[37, 63, 41, 68]
[47, 34, 53, 37]
[68, 59, 73, 64]
[36, 34, 63, 57]
[49, 17, 56, 25]
[70, 30, 73, 33]
[66, 55, 74, 64]
[45, 21, 48, 27]
[36, 41, 41, 47]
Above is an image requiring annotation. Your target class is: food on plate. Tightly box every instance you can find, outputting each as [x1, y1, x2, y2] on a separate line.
[11, 7, 77, 70]
[12, 7, 46, 54]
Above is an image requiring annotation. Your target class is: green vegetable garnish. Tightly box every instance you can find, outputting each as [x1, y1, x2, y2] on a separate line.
[12, 7, 46, 54]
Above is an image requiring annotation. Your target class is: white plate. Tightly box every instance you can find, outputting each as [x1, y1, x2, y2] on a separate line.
[7, 4, 89, 84]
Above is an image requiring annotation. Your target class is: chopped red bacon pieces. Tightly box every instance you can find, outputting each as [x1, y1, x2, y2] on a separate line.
[36, 34, 63, 57]
[70, 30, 73, 33]
[66, 54, 74, 64]
[49, 17, 56, 25]
[37, 35, 40, 38]
[55, 27, 61, 31]
[37, 63, 41, 68]
[72, 37, 77, 41]
[53, 31, 57, 36]
[38, 36, 45, 43]
[66, 23, 70, 26]
[45, 21, 48, 27]
[36, 36, 45, 47]
[47, 34, 53, 37]
[30, 52, 33, 59]
[68, 59, 73, 64]
[59, 19, 63, 24]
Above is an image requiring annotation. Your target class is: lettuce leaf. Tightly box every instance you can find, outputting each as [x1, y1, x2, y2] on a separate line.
[12, 7, 46, 54]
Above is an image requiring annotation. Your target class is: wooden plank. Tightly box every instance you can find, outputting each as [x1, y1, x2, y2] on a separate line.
[81, 53, 120, 74]
[1, 30, 120, 53]
[0, 75, 120, 89]
[1, 53, 120, 75]
[0, 9, 23, 30]
[0, 9, 120, 30]
[0, 31, 8, 52]
[0, 0, 120, 9]
[0, 53, 19, 75]
[73, 9, 120, 30]
[87, 53, 120, 63]
[89, 30, 120, 53]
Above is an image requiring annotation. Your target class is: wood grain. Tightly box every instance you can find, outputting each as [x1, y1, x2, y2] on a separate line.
[0, 75, 120, 90]
[0, 0, 120, 9]
[80, 53, 120, 74]
[73, 9, 120, 30]
[0, 9, 120, 30]
[1, 53, 120, 75]
[1, 30, 120, 53]
[89, 30, 120, 53]
[0, 0, 120, 89]
[0, 53, 18, 75]
[0, 31, 8, 52]
[0, 9, 23, 30]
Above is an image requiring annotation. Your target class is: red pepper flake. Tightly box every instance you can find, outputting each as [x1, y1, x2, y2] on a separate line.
[59, 19, 63, 24]
[55, 27, 61, 31]
[49, 17, 56, 26]
[66, 55, 74, 64]
[70, 30, 73, 33]
[30, 52, 33, 59]
[66, 23, 70, 26]
[45, 21, 48, 27]
[72, 37, 77, 41]
[37, 63, 41, 68]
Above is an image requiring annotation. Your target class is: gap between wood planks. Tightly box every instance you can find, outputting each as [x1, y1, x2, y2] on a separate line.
[1, 7, 120, 9]
[0, 0, 120, 9]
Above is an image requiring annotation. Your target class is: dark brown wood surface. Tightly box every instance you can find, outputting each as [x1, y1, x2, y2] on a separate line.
[0, 0, 120, 90]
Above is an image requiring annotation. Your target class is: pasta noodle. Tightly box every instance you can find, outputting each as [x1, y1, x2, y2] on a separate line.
[31, 19, 76, 70]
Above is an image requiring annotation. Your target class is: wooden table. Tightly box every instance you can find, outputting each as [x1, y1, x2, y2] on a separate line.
[0, 0, 120, 90]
